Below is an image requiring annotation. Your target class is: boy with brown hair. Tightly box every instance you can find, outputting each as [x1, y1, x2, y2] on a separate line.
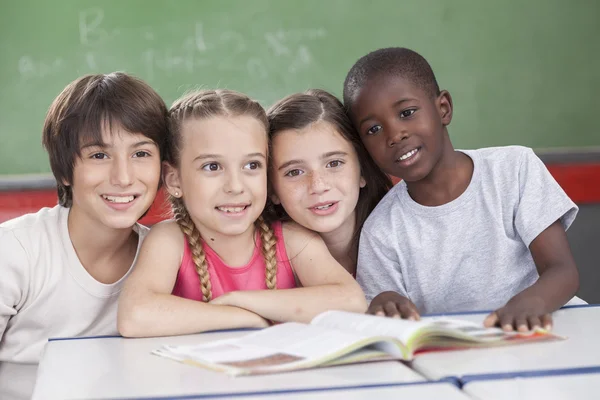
[0, 72, 168, 399]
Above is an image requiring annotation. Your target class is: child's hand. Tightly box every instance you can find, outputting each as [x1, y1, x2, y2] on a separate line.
[367, 291, 420, 320]
[484, 296, 552, 332]
[209, 292, 233, 306]
[210, 293, 271, 328]
[253, 317, 272, 329]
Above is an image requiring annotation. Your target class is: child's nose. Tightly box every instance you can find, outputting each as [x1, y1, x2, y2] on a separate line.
[110, 158, 134, 187]
[309, 171, 331, 194]
[387, 125, 409, 148]
[223, 170, 244, 194]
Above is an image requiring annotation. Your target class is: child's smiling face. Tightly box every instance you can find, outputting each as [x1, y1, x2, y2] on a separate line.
[69, 126, 161, 230]
[270, 120, 365, 235]
[167, 115, 268, 239]
[349, 75, 453, 182]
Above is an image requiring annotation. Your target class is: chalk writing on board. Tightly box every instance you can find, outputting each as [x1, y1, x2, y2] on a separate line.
[194, 23, 208, 52]
[139, 24, 326, 80]
[85, 52, 98, 70]
[18, 56, 64, 79]
[288, 46, 311, 73]
[246, 58, 268, 80]
[17, 7, 327, 83]
[79, 8, 120, 46]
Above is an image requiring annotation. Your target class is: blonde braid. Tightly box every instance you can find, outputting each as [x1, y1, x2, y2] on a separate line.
[256, 216, 278, 289]
[172, 200, 212, 301]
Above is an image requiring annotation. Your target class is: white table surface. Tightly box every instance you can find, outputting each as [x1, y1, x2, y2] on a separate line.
[412, 305, 600, 381]
[463, 371, 600, 400]
[206, 381, 471, 400]
[33, 328, 426, 400]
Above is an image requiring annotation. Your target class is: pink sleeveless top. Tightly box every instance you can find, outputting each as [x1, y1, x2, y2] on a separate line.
[172, 221, 296, 300]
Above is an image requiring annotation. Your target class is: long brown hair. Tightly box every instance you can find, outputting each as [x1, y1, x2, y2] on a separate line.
[168, 89, 277, 301]
[267, 89, 392, 254]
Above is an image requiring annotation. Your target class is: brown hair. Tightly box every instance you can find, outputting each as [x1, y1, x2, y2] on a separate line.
[42, 72, 169, 207]
[267, 89, 392, 254]
[168, 89, 277, 301]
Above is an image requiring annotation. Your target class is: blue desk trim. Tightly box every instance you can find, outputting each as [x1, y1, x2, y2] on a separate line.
[461, 366, 600, 386]
[424, 303, 599, 318]
[560, 303, 600, 310]
[99, 380, 458, 400]
[48, 327, 260, 342]
[49, 334, 121, 341]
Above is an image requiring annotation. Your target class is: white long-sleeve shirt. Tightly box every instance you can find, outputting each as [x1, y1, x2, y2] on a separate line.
[0, 206, 148, 399]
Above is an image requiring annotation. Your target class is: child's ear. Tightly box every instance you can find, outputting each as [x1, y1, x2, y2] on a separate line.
[437, 90, 453, 126]
[359, 176, 366, 188]
[61, 178, 71, 187]
[162, 162, 183, 198]
[271, 193, 281, 205]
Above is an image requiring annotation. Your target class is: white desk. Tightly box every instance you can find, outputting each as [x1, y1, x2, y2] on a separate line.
[463, 370, 600, 400]
[413, 305, 600, 382]
[206, 382, 471, 400]
[33, 328, 426, 400]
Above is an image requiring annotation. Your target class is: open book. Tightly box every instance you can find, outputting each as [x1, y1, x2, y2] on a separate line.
[153, 310, 561, 376]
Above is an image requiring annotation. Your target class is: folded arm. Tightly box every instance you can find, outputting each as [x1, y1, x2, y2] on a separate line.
[211, 222, 367, 323]
[117, 222, 269, 338]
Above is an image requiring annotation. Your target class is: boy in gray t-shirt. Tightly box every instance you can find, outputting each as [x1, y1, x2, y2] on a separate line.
[342, 47, 581, 332]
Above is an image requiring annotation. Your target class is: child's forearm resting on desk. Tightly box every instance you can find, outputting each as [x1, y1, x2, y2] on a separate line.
[485, 220, 579, 331]
[211, 283, 367, 323]
[118, 290, 269, 338]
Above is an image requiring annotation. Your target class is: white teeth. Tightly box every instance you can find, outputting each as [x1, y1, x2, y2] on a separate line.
[102, 195, 135, 203]
[398, 148, 418, 161]
[218, 206, 246, 213]
[315, 203, 333, 210]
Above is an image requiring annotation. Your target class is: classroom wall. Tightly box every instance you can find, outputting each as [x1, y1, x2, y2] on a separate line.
[1, 0, 600, 175]
[567, 204, 600, 304]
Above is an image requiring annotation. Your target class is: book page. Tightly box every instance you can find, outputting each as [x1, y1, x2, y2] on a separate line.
[312, 310, 429, 344]
[231, 322, 368, 359]
[418, 317, 556, 343]
[155, 322, 394, 375]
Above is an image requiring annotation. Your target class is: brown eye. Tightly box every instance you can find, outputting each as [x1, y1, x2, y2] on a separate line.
[285, 169, 302, 177]
[244, 161, 262, 170]
[134, 151, 151, 158]
[366, 125, 382, 136]
[400, 109, 416, 118]
[202, 162, 221, 171]
[327, 160, 344, 168]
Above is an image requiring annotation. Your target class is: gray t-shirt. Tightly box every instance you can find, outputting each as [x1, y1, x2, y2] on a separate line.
[357, 146, 578, 314]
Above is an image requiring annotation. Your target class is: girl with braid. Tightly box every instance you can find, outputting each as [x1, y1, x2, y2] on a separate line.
[118, 89, 367, 337]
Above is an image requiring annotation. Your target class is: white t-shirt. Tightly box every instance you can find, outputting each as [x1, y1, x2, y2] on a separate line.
[357, 146, 581, 314]
[0, 205, 148, 400]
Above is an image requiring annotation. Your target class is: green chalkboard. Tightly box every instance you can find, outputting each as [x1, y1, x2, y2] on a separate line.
[1, 0, 599, 175]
